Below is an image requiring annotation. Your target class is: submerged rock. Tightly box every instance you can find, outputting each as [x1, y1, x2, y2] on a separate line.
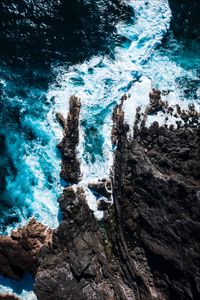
[1, 90, 196, 299]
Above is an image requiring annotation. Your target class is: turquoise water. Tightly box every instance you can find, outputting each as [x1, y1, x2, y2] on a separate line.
[0, 68, 61, 234]
[0, 0, 199, 298]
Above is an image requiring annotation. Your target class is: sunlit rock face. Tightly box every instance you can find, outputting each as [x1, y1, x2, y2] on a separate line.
[0, 0, 133, 66]
[0, 218, 52, 280]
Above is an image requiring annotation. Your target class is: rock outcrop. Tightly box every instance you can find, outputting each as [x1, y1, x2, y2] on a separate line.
[88, 179, 112, 198]
[0, 218, 52, 280]
[57, 96, 81, 184]
[34, 92, 200, 300]
[35, 186, 135, 300]
[35, 97, 135, 300]
[109, 96, 200, 299]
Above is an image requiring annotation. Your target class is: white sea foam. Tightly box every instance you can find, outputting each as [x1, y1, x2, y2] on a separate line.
[83, 185, 104, 220]
[48, 0, 171, 184]
[0, 274, 37, 300]
[123, 76, 152, 136]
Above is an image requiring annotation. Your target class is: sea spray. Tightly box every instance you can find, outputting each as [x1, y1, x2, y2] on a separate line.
[48, 0, 171, 183]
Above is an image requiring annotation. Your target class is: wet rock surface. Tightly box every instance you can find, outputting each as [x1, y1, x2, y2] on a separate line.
[0, 218, 52, 280]
[35, 186, 135, 300]
[35, 98, 135, 300]
[88, 179, 112, 198]
[138, 89, 200, 130]
[1, 91, 199, 300]
[57, 96, 81, 184]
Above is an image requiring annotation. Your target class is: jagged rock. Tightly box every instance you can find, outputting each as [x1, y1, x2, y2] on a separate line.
[35, 186, 135, 300]
[110, 98, 200, 300]
[143, 89, 200, 128]
[97, 197, 112, 211]
[0, 218, 52, 280]
[178, 147, 190, 159]
[57, 96, 81, 184]
[145, 89, 166, 115]
[88, 179, 112, 198]
[34, 94, 200, 300]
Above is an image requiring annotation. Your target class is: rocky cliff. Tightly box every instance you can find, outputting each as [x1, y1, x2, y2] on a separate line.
[0, 91, 199, 300]
[35, 92, 200, 299]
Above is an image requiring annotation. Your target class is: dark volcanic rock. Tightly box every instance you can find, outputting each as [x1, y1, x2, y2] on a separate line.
[35, 186, 135, 300]
[34, 94, 200, 300]
[88, 179, 112, 198]
[111, 100, 200, 300]
[57, 96, 81, 184]
[145, 89, 167, 115]
[0, 218, 52, 280]
[135, 121, 200, 180]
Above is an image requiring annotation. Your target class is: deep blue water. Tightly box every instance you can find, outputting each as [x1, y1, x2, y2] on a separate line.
[0, 0, 199, 298]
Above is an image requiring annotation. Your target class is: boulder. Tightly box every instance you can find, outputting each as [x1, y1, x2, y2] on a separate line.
[0, 218, 52, 280]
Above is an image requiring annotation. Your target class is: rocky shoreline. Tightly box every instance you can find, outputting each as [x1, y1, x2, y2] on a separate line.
[110, 96, 200, 299]
[0, 91, 200, 299]
[0, 218, 52, 280]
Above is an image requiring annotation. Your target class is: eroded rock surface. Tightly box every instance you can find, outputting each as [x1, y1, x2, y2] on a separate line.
[35, 186, 135, 300]
[57, 96, 81, 184]
[110, 97, 200, 299]
[34, 93, 200, 300]
[35, 97, 135, 300]
[0, 218, 52, 280]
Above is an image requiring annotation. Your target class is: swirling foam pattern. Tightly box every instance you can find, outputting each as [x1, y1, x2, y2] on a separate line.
[48, 0, 171, 182]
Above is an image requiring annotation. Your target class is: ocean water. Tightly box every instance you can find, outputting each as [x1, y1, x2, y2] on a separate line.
[48, 0, 171, 182]
[0, 68, 61, 234]
[0, 0, 199, 298]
